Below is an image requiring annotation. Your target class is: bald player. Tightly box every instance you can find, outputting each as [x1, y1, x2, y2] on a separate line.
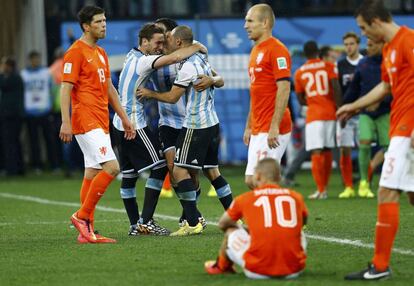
[243, 4, 292, 189]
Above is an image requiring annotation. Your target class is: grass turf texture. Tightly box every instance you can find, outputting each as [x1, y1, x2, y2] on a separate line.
[0, 167, 413, 286]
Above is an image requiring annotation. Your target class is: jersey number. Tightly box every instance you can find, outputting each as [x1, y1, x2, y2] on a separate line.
[97, 68, 106, 83]
[254, 195, 297, 228]
[301, 70, 329, 97]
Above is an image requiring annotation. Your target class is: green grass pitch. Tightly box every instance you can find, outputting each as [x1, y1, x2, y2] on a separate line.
[0, 167, 413, 285]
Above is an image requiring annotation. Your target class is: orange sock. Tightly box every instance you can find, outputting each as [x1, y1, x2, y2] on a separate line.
[323, 150, 332, 189]
[79, 177, 94, 225]
[217, 253, 232, 270]
[163, 173, 171, 190]
[340, 154, 353, 188]
[77, 171, 115, 220]
[368, 163, 373, 182]
[311, 153, 325, 193]
[372, 203, 399, 271]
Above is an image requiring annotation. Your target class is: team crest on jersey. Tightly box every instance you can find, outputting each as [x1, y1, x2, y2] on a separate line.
[63, 63, 72, 74]
[277, 57, 288, 69]
[256, 52, 264, 64]
[98, 53, 106, 65]
[390, 49, 396, 64]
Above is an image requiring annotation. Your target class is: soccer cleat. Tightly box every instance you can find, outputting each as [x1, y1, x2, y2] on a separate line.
[77, 234, 89, 244]
[358, 180, 375, 198]
[128, 224, 140, 236]
[170, 221, 203, 236]
[308, 191, 328, 200]
[160, 188, 173, 198]
[344, 263, 391, 280]
[137, 219, 170, 236]
[204, 260, 236, 275]
[77, 231, 116, 244]
[179, 217, 207, 230]
[338, 187, 356, 198]
[70, 212, 96, 243]
[207, 185, 217, 197]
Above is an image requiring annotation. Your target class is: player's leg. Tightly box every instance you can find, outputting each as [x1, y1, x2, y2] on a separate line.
[159, 126, 180, 198]
[369, 113, 390, 182]
[358, 114, 375, 198]
[321, 121, 335, 192]
[337, 120, 356, 198]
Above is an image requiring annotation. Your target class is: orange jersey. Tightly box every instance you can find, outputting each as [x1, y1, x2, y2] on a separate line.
[294, 59, 338, 123]
[62, 40, 111, 134]
[381, 26, 414, 138]
[248, 37, 292, 135]
[227, 184, 307, 276]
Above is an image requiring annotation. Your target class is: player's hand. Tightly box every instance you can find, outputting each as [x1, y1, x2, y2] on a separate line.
[59, 122, 73, 143]
[267, 128, 280, 149]
[122, 119, 136, 140]
[243, 128, 251, 146]
[195, 42, 208, 54]
[336, 104, 359, 124]
[193, 75, 213, 91]
[136, 88, 154, 100]
[365, 102, 380, 112]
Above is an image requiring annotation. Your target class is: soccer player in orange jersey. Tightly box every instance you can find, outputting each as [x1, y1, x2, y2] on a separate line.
[243, 4, 292, 189]
[295, 41, 342, 199]
[337, 0, 414, 280]
[204, 158, 307, 279]
[59, 6, 135, 243]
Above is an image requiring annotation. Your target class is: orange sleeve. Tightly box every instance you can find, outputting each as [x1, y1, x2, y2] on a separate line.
[100, 48, 111, 78]
[326, 62, 338, 80]
[271, 45, 291, 80]
[62, 48, 82, 84]
[380, 54, 390, 83]
[294, 69, 304, 93]
[226, 195, 244, 221]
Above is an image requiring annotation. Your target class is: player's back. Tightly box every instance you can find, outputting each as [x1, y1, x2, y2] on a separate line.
[237, 185, 307, 276]
[294, 59, 337, 123]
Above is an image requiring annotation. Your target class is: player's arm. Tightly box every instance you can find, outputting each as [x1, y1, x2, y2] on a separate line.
[107, 79, 136, 140]
[137, 85, 185, 103]
[337, 81, 390, 121]
[243, 99, 252, 146]
[268, 79, 290, 148]
[218, 212, 239, 232]
[193, 68, 224, 91]
[296, 92, 307, 106]
[59, 82, 73, 143]
[152, 42, 206, 69]
[331, 78, 343, 108]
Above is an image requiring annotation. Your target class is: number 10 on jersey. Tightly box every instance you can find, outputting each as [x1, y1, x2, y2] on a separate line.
[254, 195, 298, 228]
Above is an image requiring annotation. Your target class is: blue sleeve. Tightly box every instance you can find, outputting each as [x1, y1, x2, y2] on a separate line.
[343, 65, 361, 104]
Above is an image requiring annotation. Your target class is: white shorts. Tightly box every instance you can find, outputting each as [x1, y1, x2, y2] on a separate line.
[75, 128, 117, 169]
[245, 132, 291, 176]
[379, 136, 414, 192]
[305, 120, 336, 151]
[336, 117, 358, 147]
[226, 228, 304, 279]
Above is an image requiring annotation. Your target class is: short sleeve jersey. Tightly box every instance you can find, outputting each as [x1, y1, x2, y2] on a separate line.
[227, 184, 308, 276]
[294, 59, 338, 123]
[381, 26, 414, 138]
[248, 37, 292, 135]
[62, 40, 110, 134]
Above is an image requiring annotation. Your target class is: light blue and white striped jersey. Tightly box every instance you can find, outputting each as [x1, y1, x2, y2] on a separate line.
[113, 48, 162, 131]
[151, 65, 186, 129]
[174, 53, 219, 129]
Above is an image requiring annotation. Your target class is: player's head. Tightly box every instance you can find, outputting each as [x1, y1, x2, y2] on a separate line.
[155, 18, 178, 54]
[77, 6, 106, 40]
[342, 32, 360, 58]
[1, 56, 16, 74]
[169, 25, 193, 52]
[366, 38, 383, 57]
[138, 23, 165, 55]
[303, 41, 319, 59]
[253, 158, 281, 186]
[355, 0, 392, 43]
[28, 50, 41, 68]
[244, 4, 275, 42]
[319, 46, 337, 63]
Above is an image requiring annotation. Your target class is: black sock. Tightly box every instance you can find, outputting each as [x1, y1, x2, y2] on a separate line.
[177, 179, 199, 226]
[211, 176, 233, 210]
[141, 188, 160, 223]
[122, 198, 139, 225]
[219, 195, 233, 210]
[180, 200, 198, 226]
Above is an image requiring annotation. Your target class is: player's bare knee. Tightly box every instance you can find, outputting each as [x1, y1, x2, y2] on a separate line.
[203, 168, 220, 181]
[377, 187, 400, 204]
[102, 160, 120, 177]
[245, 176, 255, 190]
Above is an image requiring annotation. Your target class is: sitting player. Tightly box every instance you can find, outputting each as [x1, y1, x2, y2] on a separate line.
[204, 158, 307, 279]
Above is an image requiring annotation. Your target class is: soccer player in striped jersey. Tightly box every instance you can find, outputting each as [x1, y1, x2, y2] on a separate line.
[113, 23, 205, 235]
[138, 25, 233, 236]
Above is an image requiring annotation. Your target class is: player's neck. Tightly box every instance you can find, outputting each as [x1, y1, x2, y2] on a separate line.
[254, 31, 272, 46]
[80, 34, 98, 48]
[383, 22, 401, 43]
[347, 53, 360, 61]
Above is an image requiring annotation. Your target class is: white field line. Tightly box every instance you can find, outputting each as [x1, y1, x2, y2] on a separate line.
[1, 192, 413, 256]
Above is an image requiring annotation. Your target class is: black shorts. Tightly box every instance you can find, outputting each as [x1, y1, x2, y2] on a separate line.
[159, 125, 180, 153]
[174, 124, 220, 169]
[115, 127, 165, 175]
